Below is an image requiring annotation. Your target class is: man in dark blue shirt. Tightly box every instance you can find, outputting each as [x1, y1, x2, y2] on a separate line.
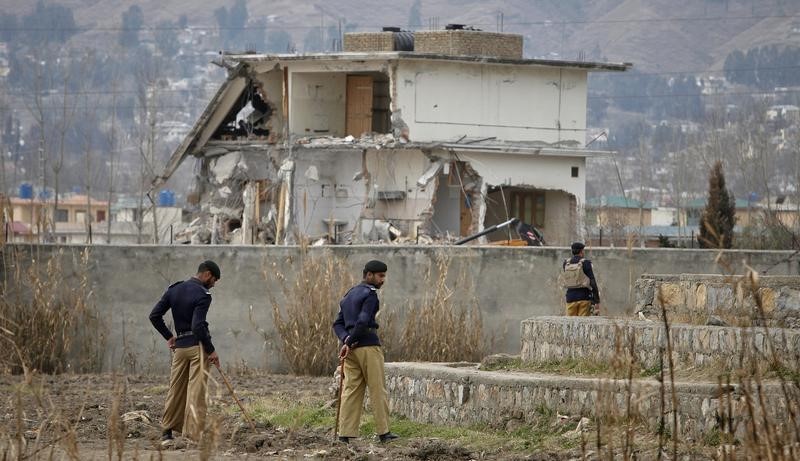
[149, 260, 221, 443]
[333, 260, 398, 444]
[562, 242, 601, 316]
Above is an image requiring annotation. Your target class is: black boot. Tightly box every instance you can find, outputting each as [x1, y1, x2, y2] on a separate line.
[160, 429, 174, 444]
[378, 432, 399, 443]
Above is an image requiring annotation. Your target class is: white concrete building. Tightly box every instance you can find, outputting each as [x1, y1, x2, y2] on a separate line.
[155, 28, 629, 245]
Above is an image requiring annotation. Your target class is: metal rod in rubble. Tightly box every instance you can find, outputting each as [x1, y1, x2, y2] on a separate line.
[454, 217, 519, 245]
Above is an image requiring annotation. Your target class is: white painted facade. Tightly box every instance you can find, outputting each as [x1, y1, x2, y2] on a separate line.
[394, 60, 587, 144]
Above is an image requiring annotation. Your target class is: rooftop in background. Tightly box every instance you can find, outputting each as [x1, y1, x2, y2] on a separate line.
[685, 197, 752, 209]
[9, 194, 109, 206]
[586, 195, 654, 209]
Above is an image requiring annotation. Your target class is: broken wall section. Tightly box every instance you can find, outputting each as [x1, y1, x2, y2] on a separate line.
[186, 147, 280, 244]
[211, 68, 285, 143]
[456, 152, 585, 245]
[359, 148, 436, 242]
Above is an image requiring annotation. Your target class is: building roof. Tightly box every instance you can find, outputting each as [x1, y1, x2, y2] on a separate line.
[9, 195, 109, 207]
[7, 221, 30, 234]
[225, 51, 631, 72]
[684, 197, 751, 209]
[586, 195, 653, 209]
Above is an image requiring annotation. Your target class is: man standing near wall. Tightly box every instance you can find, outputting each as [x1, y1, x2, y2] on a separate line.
[560, 242, 601, 316]
[332, 260, 399, 444]
[149, 260, 221, 444]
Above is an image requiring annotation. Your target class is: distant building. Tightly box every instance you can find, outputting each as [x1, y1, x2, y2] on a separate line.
[7, 194, 109, 243]
[680, 197, 754, 228]
[108, 194, 185, 244]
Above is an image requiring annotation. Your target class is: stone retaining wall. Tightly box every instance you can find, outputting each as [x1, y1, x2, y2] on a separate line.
[385, 362, 790, 440]
[520, 316, 800, 370]
[635, 274, 800, 328]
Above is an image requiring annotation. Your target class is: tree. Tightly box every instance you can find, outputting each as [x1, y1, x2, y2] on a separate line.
[408, 0, 422, 29]
[303, 28, 323, 52]
[119, 5, 144, 48]
[215, 0, 249, 49]
[0, 14, 19, 43]
[699, 160, 736, 249]
[266, 30, 292, 52]
[22, 2, 77, 45]
[244, 17, 266, 52]
[155, 20, 180, 57]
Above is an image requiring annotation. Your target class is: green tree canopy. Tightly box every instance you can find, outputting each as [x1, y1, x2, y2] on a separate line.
[119, 5, 144, 48]
[699, 160, 736, 249]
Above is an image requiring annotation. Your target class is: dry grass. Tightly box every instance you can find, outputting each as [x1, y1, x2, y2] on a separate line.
[388, 251, 488, 363]
[0, 246, 105, 374]
[263, 248, 489, 376]
[262, 244, 356, 376]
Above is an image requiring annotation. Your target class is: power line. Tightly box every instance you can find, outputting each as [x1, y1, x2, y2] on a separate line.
[588, 88, 800, 100]
[603, 64, 800, 77]
[1, 12, 799, 33]
[1, 87, 798, 110]
[2, 87, 220, 97]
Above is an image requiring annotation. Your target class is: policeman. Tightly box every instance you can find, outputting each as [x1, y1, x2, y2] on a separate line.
[149, 260, 221, 443]
[332, 260, 399, 443]
[562, 242, 601, 316]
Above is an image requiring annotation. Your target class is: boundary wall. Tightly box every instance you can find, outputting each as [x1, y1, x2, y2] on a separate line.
[2, 244, 797, 372]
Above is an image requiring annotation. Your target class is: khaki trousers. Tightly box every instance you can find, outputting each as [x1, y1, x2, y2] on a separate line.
[338, 346, 390, 438]
[566, 300, 593, 316]
[161, 345, 209, 440]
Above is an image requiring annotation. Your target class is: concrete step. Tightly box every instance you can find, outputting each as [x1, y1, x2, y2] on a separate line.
[385, 362, 793, 441]
[520, 316, 800, 372]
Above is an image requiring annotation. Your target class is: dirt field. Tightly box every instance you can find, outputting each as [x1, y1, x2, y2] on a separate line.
[0, 372, 561, 460]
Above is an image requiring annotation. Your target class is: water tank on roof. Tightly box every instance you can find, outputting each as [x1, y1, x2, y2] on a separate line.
[393, 31, 414, 51]
[19, 183, 33, 199]
[158, 189, 176, 207]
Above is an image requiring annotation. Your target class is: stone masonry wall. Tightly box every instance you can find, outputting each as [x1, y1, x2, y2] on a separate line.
[520, 316, 800, 370]
[635, 274, 800, 328]
[343, 32, 395, 52]
[385, 362, 790, 440]
[414, 31, 523, 59]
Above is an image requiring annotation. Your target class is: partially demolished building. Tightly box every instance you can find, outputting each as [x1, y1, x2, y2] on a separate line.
[154, 26, 630, 245]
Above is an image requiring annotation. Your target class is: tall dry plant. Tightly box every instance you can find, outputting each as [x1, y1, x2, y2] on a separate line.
[0, 246, 105, 374]
[264, 245, 355, 376]
[391, 251, 487, 363]
[729, 268, 800, 460]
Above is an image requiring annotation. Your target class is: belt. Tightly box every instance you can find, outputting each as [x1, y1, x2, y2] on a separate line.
[347, 327, 377, 335]
[176, 331, 194, 339]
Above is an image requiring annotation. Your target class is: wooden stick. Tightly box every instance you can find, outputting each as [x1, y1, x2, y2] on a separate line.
[215, 363, 256, 431]
[334, 355, 346, 439]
